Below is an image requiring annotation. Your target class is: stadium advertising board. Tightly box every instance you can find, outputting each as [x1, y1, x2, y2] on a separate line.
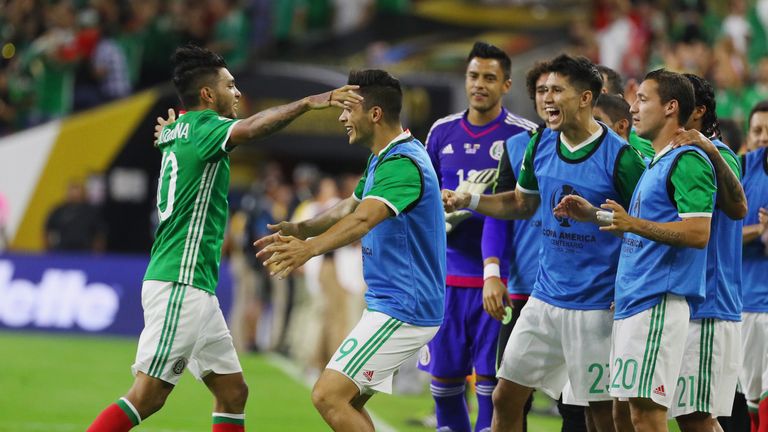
[0, 253, 231, 336]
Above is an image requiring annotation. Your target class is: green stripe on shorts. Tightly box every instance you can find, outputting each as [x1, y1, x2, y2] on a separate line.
[697, 319, 715, 412]
[148, 283, 186, 377]
[638, 296, 666, 398]
[348, 321, 403, 379]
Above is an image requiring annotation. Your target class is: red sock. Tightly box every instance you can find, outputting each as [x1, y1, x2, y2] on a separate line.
[747, 401, 760, 432]
[758, 396, 768, 432]
[212, 413, 244, 432]
[87, 399, 140, 432]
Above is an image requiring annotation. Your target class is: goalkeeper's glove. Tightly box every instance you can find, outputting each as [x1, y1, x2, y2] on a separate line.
[445, 168, 498, 233]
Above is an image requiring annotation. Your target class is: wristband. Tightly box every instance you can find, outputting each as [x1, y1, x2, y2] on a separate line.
[468, 193, 481, 210]
[483, 263, 501, 280]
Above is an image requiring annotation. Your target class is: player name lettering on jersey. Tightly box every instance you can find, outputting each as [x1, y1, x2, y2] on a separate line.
[157, 122, 190, 145]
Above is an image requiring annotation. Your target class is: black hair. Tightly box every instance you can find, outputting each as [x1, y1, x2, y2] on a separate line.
[548, 54, 603, 106]
[595, 93, 632, 125]
[748, 100, 768, 128]
[467, 41, 511, 80]
[171, 44, 228, 108]
[718, 118, 743, 153]
[596, 65, 624, 96]
[643, 69, 694, 126]
[525, 60, 550, 100]
[684, 73, 721, 139]
[347, 69, 403, 123]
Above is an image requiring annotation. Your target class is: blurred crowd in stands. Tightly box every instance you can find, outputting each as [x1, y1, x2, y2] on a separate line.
[0, 0, 410, 135]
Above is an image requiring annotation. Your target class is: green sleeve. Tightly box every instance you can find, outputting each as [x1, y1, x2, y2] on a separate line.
[719, 147, 742, 179]
[353, 155, 373, 200]
[670, 152, 717, 217]
[194, 110, 238, 161]
[615, 147, 647, 207]
[516, 133, 539, 193]
[364, 156, 423, 215]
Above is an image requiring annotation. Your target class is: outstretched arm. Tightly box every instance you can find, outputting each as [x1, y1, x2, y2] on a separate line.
[256, 199, 391, 278]
[443, 188, 540, 220]
[669, 129, 747, 220]
[599, 199, 712, 248]
[228, 85, 363, 149]
[267, 196, 361, 240]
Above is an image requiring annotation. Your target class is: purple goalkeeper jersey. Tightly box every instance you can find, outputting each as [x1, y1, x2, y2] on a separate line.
[425, 108, 537, 287]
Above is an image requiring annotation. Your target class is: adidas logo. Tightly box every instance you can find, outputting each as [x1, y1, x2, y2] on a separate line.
[442, 144, 454, 154]
[362, 370, 374, 382]
[653, 385, 666, 397]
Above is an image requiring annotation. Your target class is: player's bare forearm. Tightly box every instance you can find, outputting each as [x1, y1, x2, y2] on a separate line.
[629, 218, 711, 249]
[743, 223, 765, 243]
[298, 196, 360, 239]
[228, 99, 311, 148]
[709, 151, 747, 220]
[305, 200, 390, 257]
[476, 190, 540, 220]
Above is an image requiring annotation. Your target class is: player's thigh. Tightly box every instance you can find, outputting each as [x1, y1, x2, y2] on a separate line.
[133, 281, 211, 385]
[497, 297, 568, 400]
[562, 307, 613, 403]
[740, 312, 768, 401]
[668, 319, 741, 419]
[417, 286, 472, 377]
[328, 310, 438, 395]
[188, 295, 243, 380]
[468, 288, 501, 377]
[609, 294, 689, 409]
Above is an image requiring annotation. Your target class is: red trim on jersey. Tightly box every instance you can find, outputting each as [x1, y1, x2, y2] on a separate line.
[459, 120, 501, 139]
[446, 275, 508, 288]
[508, 293, 530, 300]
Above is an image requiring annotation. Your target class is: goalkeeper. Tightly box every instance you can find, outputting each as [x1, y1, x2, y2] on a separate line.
[417, 40, 538, 432]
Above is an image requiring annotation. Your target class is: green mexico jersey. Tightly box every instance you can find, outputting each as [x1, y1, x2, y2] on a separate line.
[144, 109, 238, 294]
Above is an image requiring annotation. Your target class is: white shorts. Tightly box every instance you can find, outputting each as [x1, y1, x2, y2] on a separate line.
[327, 310, 438, 395]
[496, 297, 613, 402]
[668, 319, 741, 418]
[132, 280, 242, 385]
[740, 312, 768, 401]
[610, 294, 689, 408]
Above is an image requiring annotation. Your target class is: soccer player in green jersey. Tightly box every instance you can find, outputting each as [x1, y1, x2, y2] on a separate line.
[86, 44, 362, 432]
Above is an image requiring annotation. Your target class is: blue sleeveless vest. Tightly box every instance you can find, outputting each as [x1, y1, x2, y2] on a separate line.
[531, 124, 626, 310]
[690, 139, 742, 321]
[615, 146, 714, 319]
[361, 136, 447, 326]
[741, 147, 768, 312]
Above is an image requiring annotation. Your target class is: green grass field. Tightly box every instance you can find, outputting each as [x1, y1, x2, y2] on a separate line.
[0, 331, 681, 431]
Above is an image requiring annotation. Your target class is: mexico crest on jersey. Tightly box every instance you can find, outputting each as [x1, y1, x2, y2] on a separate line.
[490, 140, 504, 161]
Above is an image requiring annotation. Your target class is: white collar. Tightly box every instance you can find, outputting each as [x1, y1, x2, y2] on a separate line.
[651, 143, 674, 164]
[561, 126, 603, 152]
[378, 130, 412, 156]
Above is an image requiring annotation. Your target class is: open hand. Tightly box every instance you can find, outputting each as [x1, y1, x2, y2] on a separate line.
[255, 234, 313, 279]
[154, 108, 176, 146]
[668, 128, 716, 155]
[553, 194, 596, 222]
[307, 84, 364, 110]
[598, 199, 633, 235]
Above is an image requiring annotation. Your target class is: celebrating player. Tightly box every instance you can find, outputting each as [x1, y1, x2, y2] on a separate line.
[444, 54, 645, 432]
[254, 69, 446, 432]
[418, 41, 536, 432]
[86, 44, 361, 432]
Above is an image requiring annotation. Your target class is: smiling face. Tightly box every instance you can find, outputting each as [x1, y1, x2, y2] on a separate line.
[747, 111, 768, 150]
[210, 68, 241, 119]
[629, 79, 666, 141]
[533, 73, 549, 123]
[542, 72, 586, 131]
[338, 96, 374, 148]
[465, 57, 511, 115]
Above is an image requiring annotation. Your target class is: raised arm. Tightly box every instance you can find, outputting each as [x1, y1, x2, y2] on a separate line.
[227, 85, 363, 149]
[669, 129, 747, 220]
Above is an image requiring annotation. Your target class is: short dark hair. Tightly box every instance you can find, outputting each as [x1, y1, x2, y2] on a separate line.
[748, 100, 768, 128]
[718, 118, 743, 153]
[595, 93, 632, 125]
[347, 69, 403, 123]
[467, 41, 511, 80]
[643, 69, 694, 126]
[171, 44, 227, 108]
[596, 65, 624, 96]
[525, 60, 550, 100]
[684, 73, 721, 139]
[548, 54, 603, 106]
